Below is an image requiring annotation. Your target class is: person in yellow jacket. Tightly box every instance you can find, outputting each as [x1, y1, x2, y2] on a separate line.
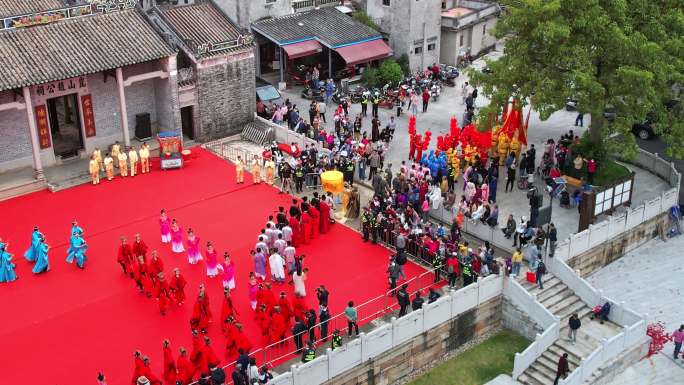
[235, 155, 245, 184]
[264, 158, 275, 185]
[139, 142, 150, 174]
[103, 153, 114, 181]
[118, 150, 128, 177]
[92, 148, 103, 174]
[128, 147, 139, 177]
[111, 141, 121, 168]
[251, 154, 261, 184]
[511, 247, 523, 277]
[89, 154, 100, 185]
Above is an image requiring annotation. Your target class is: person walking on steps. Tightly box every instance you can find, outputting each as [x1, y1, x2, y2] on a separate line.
[554, 353, 569, 385]
[568, 313, 581, 344]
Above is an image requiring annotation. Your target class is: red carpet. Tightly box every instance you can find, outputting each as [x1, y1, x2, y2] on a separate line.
[0, 148, 431, 385]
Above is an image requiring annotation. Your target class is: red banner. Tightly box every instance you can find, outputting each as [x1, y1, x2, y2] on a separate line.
[35, 105, 51, 149]
[81, 94, 96, 138]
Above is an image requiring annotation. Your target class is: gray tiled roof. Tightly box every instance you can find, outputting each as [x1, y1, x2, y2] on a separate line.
[162, 2, 240, 47]
[0, 0, 66, 18]
[251, 7, 381, 47]
[0, 9, 175, 92]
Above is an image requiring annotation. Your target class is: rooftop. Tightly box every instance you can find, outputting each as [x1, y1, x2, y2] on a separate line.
[0, 8, 175, 92]
[0, 0, 66, 18]
[161, 2, 241, 52]
[441, 7, 475, 18]
[251, 7, 381, 47]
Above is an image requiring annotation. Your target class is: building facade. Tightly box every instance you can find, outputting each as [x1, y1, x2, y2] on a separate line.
[213, 0, 342, 29]
[440, 0, 501, 66]
[363, 0, 443, 71]
[0, 0, 255, 179]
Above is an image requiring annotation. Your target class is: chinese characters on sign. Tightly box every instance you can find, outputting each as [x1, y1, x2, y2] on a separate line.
[81, 94, 96, 138]
[35, 77, 87, 98]
[35, 105, 51, 149]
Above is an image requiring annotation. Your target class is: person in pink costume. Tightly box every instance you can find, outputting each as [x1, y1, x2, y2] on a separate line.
[170, 219, 184, 253]
[160, 209, 171, 243]
[186, 228, 202, 264]
[205, 241, 219, 278]
[219, 252, 236, 290]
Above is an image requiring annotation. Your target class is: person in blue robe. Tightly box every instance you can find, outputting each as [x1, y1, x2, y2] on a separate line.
[24, 227, 42, 262]
[32, 238, 50, 274]
[66, 233, 87, 269]
[0, 244, 18, 283]
[66, 221, 84, 256]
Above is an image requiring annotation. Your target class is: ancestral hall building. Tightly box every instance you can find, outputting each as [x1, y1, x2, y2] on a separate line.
[0, 0, 254, 181]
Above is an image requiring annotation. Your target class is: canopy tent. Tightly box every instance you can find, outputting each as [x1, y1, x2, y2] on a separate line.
[282, 39, 323, 59]
[335, 39, 393, 66]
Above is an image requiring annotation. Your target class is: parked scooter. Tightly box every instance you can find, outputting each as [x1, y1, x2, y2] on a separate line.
[430, 82, 441, 101]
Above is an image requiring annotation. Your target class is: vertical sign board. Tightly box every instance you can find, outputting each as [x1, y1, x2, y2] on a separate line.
[81, 94, 96, 137]
[35, 105, 51, 149]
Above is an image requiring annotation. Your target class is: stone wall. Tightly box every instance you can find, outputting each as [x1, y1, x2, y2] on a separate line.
[196, 49, 256, 141]
[567, 212, 668, 278]
[0, 91, 31, 166]
[323, 297, 503, 385]
[502, 297, 543, 341]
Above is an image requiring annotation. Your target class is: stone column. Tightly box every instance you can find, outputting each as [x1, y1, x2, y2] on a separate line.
[115, 67, 131, 147]
[23, 86, 44, 181]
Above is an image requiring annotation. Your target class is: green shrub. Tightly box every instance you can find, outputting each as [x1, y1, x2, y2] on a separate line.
[377, 60, 403, 86]
[361, 68, 380, 88]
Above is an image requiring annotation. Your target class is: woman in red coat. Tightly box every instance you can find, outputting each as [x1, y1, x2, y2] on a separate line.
[270, 307, 287, 344]
[223, 318, 238, 358]
[308, 206, 320, 239]
[289, 216, 302, 247]
[190, 331, 206, 374]
[157, 272, 172, 316]
[133, 233, 149, 262]
[318, 201, 331, 234]
[149, 251, 164, 278]
[255, 303, 271, 338]
[234, 323, 252, 353]
[162, 340, 177, 385]
[300, 211, 311, 244]
[169, 268, 187, 306]
[292, 294, 308, 323]
[117, 236, 133, 276]
[278, 291, 293, 329]
[131, 351, 145, 385]
[176, 347, 195, 385]
[133, 255, 154, 297]
[202, 336, 220, 374]
[190, 284, 212, 333]
[220, 288, 238, 327]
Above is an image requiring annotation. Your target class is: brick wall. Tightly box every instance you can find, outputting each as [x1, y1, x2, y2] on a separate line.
[324, 297, 503, 385]
[502, 297, 543, 341]
[567, 212, 668, 278]
[0, 91, 31, 165]
[195, 49, 256, 141]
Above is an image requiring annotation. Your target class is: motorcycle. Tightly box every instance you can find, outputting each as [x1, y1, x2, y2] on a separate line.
[331, 90, 346, 105]
[301, 85, 325, 102]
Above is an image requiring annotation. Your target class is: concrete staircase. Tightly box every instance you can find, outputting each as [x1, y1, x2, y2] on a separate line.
[516, 274, 622, 385]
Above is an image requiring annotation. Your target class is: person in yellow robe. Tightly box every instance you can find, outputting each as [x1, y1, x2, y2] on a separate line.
[128, 147, 138, 177]
[118, 151, 128, 177]
[92, 148, 103, 174]
[236, 156, 245, 184]
[264, 159, 275, 185]
[251, 155, 261, 184]
[139, 142, 150, 174]
[89, 155, 100, 185]
[111, 141, 121, 168]
[104, 153, 114, 181]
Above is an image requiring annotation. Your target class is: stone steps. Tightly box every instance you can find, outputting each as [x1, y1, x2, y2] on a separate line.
[0, 178, 47, 201]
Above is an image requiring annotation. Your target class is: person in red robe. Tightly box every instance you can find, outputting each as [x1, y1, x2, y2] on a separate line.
[131, 351, 145, 385]
[158, 272, 172, 316]
[308, 206, 320, 239]
[288, 216, 301, 247]
[222, 318, 238, 358]
[190, 284, 212, 333]
[202, 336, 220, 374]
[133, 255, 154, 297]
[292, 293, 308, 322]
[189, 331, 206, 374]
[234, 323, 252, 353]
[255, 283, 267, 312]
[133, 233, 149, 262]
[117, 236, 133, 276]
[278, 291, 293, 329]
[263, 282, 277, 313]
[141, 356, 162, 385]
[169, 268, 187, 306]
[176, 347, 195, 385]
[318, 200, 331, 234]
[149, 251, 164, 278]
[162, 340, 177, 385]
[300, 211, 311, 244]
[270, 306, 287, 344]
[255, 304, 271, 339]
[220, 288, 238, 327]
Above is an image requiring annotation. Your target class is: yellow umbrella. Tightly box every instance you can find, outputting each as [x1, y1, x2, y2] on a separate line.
[320, 170, 344, 193]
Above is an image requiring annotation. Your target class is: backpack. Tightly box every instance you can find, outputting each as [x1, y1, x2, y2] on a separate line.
[537, 261, 546, 275]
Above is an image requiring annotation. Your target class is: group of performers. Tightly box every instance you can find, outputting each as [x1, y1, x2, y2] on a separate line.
[117, 233, 188, 316]
[89, 141, 152, 185]
[1, 221, 88, 283]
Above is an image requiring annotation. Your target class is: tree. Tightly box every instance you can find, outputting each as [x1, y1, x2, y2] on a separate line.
[470, 0, 684, 158]
[378, 60, 404, 86]
[353, 11, 381, 32]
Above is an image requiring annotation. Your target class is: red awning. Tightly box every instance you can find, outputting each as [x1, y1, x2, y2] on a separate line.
[335, 39, 393, 65]
[282, 40, 323, 59]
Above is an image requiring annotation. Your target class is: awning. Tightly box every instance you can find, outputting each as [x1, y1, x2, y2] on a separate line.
[335, 39, 393, 65]
[282, 40, 323, 59]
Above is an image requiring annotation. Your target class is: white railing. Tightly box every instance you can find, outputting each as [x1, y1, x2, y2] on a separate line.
[269, 275, 504, 385]
[254, 116, 332, 158]
[505, 278, 560, 379]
